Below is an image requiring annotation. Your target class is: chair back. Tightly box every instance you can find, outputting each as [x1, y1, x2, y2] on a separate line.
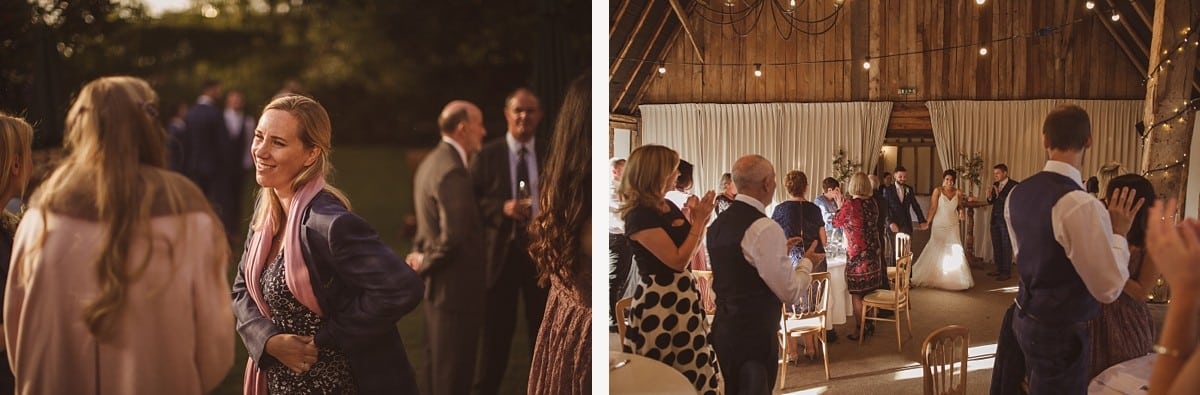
[921, 325, 970, 395]
[895, 253, 913, 305]
[787, 272, 830, 322]
[895, 232, 912, 261]
[615, 297, 633, 341]
[693, 270, 717, 315]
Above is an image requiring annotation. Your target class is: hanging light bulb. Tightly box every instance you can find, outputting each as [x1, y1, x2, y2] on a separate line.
[975, 0, 986, 4]
[979, 46, 989, 55]
[1111, 11, 1120, 22]
[1085, 1, 1095, 10]
[863, 57, 871, 70]
[657, 64, 667, 75]
[753, 63, 763, 77]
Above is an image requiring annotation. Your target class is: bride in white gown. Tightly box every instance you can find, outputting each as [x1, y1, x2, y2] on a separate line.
[911, 170, 975, 290]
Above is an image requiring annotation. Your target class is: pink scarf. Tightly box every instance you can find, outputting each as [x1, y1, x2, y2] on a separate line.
[242, 178, 326, 394]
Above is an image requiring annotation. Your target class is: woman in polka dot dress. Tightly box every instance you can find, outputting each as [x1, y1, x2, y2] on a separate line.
[617, 145, 722, 394]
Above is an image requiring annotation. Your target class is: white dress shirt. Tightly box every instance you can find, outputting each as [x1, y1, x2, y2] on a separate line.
[441, 136, 469, 167]
[1005, 160, 1130, 304]
[732, 194, 813, 305]
[609, 180, 624, 235]
[505, 133, 540, 216]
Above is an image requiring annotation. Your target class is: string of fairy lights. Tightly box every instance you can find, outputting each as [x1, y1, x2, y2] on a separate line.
[618, 1, 1200, 182]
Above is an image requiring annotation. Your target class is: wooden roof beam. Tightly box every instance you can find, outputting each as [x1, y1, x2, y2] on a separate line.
[1097, 7, 1149, 76]
[667, 0, 705, 63]
[614, 6, 673, 114]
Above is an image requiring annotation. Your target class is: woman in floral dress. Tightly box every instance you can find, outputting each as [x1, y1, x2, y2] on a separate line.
[832, 172, 886, 341]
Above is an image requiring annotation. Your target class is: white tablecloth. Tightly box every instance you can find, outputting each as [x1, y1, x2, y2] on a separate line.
[1089, 354, 1155, 395]
[609, 351, 696, 394]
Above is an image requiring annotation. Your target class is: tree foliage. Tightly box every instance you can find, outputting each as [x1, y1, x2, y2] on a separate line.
[0, 0, 590, 147]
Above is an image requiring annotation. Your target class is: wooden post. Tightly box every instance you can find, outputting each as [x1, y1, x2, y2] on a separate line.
[1140, 0, 1196, 206]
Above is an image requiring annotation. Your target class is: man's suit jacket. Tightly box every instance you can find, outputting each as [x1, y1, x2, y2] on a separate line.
[182, 101, 226, 194]
[987, 179, 1020, 223]
[469, 137, 546, 289]
[882, 183, 926, 233]
[412, 142, 486, 311]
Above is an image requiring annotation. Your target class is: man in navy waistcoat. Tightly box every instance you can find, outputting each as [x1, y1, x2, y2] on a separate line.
[707, 155, 822, 394]
[996, 104, 1143, 394]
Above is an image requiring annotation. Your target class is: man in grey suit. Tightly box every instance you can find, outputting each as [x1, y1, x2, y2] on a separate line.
[409, 100, 487, 395]
[469, 88, 549, 394]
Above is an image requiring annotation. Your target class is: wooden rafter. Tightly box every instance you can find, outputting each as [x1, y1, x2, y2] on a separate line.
[1098, 7, 1149, 76]
[614, 5, 673, 114]
[667, 0, 705, 63]
[610, 1, 654, 82]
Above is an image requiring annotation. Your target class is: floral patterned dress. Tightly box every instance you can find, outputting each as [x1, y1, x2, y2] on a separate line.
[832, 197, 886, 295]
[262, 252, 357, 394]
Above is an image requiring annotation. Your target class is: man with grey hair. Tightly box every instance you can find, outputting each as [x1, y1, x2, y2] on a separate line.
[708, 154, 822, 394]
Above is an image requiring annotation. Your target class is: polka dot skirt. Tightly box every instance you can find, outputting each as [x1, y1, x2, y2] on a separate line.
[622, 270, 722, 394]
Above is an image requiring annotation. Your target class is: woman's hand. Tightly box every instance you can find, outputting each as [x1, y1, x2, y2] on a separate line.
[687, 191, 716, 226]
[1146, 199, 1200, 296]
[265, 334, 319, 374]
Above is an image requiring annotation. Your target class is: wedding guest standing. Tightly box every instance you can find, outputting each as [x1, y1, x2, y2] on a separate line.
[232, 95, 422, 393]
[4, 76, 233, 394]
[715, 172, 736, 215]
[1144, 199, 1200, 394]
[772, 170, 847, 345]
[986, 164, 1018, 281]
[609, 157, 631, 331]
[833, 172, 886, 341]
[620, 145, 722, 395]
[0, 113, 34, 394]
[1088, 174, 1158, 378]
[528, 73, 592, 394]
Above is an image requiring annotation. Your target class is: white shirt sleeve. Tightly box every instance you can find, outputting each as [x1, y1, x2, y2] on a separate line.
[742, 218, 812, 305]
[1051, 190, 1130, 303]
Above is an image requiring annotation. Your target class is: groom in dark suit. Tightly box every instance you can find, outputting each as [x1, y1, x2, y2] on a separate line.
[882, 166, 927, 263]
[410, 100, 488, 395]
[986, 163, 1018, 281]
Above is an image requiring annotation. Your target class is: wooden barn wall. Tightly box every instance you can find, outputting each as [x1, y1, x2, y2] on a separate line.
[637, 0, 1148, 107]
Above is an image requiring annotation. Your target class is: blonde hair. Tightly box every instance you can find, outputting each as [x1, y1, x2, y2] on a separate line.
[31, 76, 228, 337]
[0, 113, 33, 232]
[846, 172, 873, 198]
[618, 145, 678, 219]
[250, 95, 350, 236]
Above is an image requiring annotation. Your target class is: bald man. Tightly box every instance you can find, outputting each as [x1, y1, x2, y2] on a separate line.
[411, 100, 488, 394]
[469, 88, 549, 394]
[707, 155, 821, 394]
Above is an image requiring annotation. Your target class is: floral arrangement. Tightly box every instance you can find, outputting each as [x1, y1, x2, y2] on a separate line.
[955, 151, 984, 196]
[831, 148, 861, 184]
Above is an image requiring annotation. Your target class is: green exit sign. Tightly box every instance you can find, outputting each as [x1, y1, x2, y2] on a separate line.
[898, 87, 917, 95]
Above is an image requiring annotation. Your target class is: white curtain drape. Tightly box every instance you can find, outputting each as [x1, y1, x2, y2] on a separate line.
[926, 99, 1144, 262]
[640, 102, 893, 203]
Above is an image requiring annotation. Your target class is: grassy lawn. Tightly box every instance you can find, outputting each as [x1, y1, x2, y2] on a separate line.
[213, 145, 532, 394]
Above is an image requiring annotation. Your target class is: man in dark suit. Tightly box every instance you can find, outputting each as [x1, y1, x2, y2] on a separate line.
[212, 90, 255, 237]
[409, 100, 488, 395]
[181, 80, 226, 197]
[469, 88, 549, 394]
[882, 166, 927, 263]
[986, 163, 1019, 281]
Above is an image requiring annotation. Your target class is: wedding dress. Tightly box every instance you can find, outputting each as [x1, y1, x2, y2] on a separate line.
[910, 191, 974, 290]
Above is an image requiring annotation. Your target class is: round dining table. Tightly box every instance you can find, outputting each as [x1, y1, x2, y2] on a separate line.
[609, 351, 696, 394]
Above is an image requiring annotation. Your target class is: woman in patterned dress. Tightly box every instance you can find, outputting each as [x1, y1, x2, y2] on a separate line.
[832, 172, 886, 341]
[620, 145, 722, 394]
[527, 74, 592, 393]
[232, 95, 423, 394]
[1088, 174, 1158, 378]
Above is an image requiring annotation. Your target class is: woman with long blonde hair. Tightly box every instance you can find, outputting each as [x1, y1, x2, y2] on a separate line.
[0, 113, 33, 394]
[232, 94, 422, 394]
[3, 76, 233, 394]
[620, 144, 722, 394]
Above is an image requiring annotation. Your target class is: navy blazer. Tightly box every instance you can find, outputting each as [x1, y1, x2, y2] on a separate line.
[181, 102, 226, 194]
[232, 192, 423, 393]
[987, 179, 1020, 222]
[470, 136, 547, 289]
[881, 183, 927, 231]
